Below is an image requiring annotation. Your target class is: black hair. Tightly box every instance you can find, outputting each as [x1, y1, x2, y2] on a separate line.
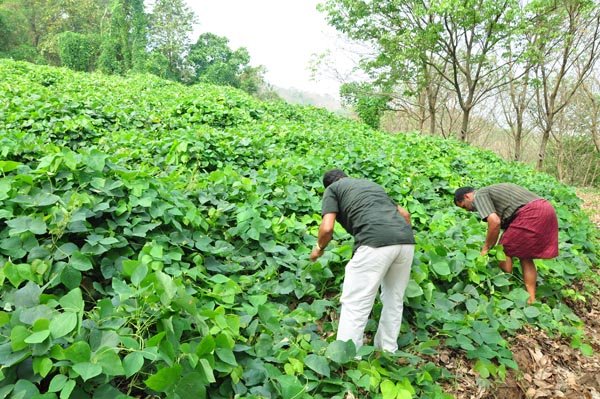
[323, 169, 348, 188]
[454, 187, 475, 205]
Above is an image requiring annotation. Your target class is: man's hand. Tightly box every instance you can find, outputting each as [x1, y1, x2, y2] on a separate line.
[483, 213, 501, 255]
[310, 247, 324, 262]
[397, 205, 411, 226]
[310, 213, 336, 262]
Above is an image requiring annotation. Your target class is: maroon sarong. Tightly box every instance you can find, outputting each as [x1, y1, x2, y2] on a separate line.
[499, 199, 559, 259]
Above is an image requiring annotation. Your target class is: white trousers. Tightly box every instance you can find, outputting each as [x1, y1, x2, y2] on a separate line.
[336, 244, 414, 352]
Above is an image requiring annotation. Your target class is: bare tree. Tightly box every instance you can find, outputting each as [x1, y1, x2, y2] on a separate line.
[533, 0, 600, 170]
[580, 72, 600, 152]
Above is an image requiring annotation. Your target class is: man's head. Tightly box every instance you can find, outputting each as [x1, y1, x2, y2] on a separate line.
[454, 187, 476, 211]
[323, 169, 348, 188]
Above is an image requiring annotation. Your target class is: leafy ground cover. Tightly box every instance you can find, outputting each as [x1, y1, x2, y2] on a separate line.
[0, 59, 598, 399]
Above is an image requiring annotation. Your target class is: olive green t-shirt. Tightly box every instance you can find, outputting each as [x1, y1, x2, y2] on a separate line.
[321, 178, 415, 249]
[474, 183, 540, 227]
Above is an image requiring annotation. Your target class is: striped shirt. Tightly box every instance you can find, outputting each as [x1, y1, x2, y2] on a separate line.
[474, 183, 540, 228]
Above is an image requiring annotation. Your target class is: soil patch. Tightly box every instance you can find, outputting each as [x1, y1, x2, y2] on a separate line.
[577, 188, 600, 228]
[438, 272, 600, 399]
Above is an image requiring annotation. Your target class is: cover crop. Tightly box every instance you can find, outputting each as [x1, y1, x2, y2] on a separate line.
[0, 60, 597, 399]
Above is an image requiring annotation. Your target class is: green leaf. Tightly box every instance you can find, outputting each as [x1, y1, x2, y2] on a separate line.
[215, 348, 237, 366]
[156, 270, 177, 303]
[196, 335, 215, 356]
[59, 288, 84, 313]
[72, 362, 103, 381]
[580, 344, 594, 357]
[304, 354, 330, 377]
[94, 349, 125, 376]
[49, 312, 78, 338]
[325, 340, 356, 364]
[145, 365, 182, 392]
[431, 261, 451, 276]
[48, 375, 67, 393]
[33, 357, 53, 378]
[198, 358, 215, 383]
[174, 372, 206, 399]
[60, 267, 82, 290]
[69, 252, 93, 271]
[523, 306, 540, 318]
[380, 379, 397, 399]
[0, 161, 21, 172]
[474, 359, 491, 378]
[131, 264, 148, 286]
[24, 330, 50, 344]
[11, 379, 39, 399]
[64, 341, 91, 363]
[275, 375, 304, 399]
[405, 279, 423, 298]
[123, 352, 144, 378]
[60, 379, 75, 399]
[7, 216, 47, 235]
[87, 150, 107, 172]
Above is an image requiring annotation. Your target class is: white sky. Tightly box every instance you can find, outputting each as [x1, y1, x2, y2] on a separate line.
[187, 0, 348, 98]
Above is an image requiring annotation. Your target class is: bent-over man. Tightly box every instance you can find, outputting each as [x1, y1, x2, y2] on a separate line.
[310, 169, 415, 352]
[454, 183, 559, 304]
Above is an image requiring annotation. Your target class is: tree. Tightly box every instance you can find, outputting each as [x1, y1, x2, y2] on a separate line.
[531, 0, 600, 169]
[57, 31, 100, 71]
[187, 32, 272, 96]
[580, 73, 600, 153]
[98, 0, 147, 74]
[340, 82, 389, 129]
[147, 0, 196, 81]
[0, 0, 108, 64]
[188, 33, 249, 86]
[320, 0, 525, 142]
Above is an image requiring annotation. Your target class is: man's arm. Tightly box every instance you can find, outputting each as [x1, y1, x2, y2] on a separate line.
[310, 212, 336, 261]
[397, 205, 411, 226]
[481, 212, 501, 255]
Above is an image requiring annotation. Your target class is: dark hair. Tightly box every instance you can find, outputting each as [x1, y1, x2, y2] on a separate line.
[454, 187, 475, 205]
[323, 169, 348, 188]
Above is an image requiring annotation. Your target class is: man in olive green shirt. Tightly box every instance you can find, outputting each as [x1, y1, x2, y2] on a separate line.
[454, 183, 559, 303]
[310, 169, 415, 352]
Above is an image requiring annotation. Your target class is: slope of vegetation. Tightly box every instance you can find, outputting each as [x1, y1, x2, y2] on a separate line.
[0, 60, 598, 399]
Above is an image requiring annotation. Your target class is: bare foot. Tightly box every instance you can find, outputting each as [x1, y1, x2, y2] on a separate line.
[527, 297, 535, 305]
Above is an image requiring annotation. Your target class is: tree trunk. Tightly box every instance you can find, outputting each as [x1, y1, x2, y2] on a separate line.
[429, 109, 436, 135]
[537, 127, 551, 170]
[556, 141, 564, 182]
[513, 110, 524, 161]
[514, 131, 522, 161]
[428, 98, 437, 136]
[460, 108, 471, 142]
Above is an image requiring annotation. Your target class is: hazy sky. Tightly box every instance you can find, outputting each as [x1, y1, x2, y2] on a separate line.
[188, 0, 346, 98]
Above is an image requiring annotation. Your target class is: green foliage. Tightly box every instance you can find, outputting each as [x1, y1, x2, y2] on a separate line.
[340, 82, 389, 129]
[0, 59, 597, 398]
[147, 0, 196, 81]
[57, 32, 100, 72]
[98, 0, 147, 75]
[187, 33, 270, 96]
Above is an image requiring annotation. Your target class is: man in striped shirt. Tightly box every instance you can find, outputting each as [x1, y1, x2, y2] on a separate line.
[454, 183, 559, 304]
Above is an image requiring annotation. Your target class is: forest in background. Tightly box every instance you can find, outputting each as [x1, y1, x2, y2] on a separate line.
[0, 0, 279, 99]
[318, 0, 600, 187]
[1, 0, 599, 187]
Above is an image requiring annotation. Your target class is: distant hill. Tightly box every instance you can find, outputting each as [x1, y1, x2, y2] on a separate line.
[273, 85, 348, 113]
